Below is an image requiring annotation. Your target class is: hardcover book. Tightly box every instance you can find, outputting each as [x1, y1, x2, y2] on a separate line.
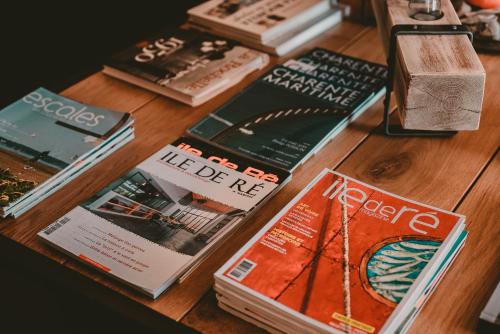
[38, 137, 290, 298]
[0, 88, 134, 217]
[103, 28, 268, 106]
[188, 49, 387, 172]
[215, 169, 466, 334]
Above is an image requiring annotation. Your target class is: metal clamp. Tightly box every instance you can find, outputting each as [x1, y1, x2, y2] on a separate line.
[383, 24, 473, 136]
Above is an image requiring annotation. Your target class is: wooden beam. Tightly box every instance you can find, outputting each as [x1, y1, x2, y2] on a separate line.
[371, 0, 485, 131]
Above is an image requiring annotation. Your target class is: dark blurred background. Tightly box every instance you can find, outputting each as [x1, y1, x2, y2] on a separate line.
[0, 3, 201, 334]
[0, 1, 200, 108]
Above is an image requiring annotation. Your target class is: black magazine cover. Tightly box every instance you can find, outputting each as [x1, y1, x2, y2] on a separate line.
[103, 27, 268, 106]
[105, 28, 240, 86]
[37, 135, 289, 298]
[188, 48, 387, 171]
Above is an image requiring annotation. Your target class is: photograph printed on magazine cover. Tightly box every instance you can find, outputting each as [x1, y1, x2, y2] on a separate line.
[83, 167, 244, 256]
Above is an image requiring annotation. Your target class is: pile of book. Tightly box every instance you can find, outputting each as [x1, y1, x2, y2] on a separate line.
[0, 88, 134, 218]
[215, 170, 467, 334]
[188, 0, 345, 56]
[39, 136, 290, 298]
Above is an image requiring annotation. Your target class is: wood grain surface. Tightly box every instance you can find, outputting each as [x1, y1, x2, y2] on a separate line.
[182, 31, 500, 334]
[409, 151, 500, 333]
[1, 20, 498, 334]
[371, 0, 485, 131]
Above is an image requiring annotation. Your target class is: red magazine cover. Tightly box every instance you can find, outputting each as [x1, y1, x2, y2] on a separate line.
[223, 169, 463, 333]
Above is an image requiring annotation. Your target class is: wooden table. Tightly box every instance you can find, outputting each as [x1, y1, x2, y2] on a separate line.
[1, 21, 499, 334]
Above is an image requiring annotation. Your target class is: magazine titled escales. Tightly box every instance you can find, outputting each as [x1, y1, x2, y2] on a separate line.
[0, 87, 134, 217]
[38, 137, 289, 298]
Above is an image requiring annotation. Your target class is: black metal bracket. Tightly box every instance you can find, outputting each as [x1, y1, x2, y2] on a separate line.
[383, 24, 473, 136]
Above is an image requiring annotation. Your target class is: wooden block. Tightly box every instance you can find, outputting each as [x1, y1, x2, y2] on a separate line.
[371, 0, 485, 131]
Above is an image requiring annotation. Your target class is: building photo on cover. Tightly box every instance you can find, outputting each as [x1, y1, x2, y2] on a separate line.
[83, 167, 244, 256]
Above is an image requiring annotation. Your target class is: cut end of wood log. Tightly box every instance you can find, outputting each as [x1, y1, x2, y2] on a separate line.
[398, 72, 484, 130]
[371, 0, 486, 131]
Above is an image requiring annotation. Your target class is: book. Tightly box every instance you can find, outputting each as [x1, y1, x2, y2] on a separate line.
[188, 49, 387, 172]
[38, 136, 290, 298]
[103, 28, 269, 106]
[214, 169, 466, 334]
[0, 88, 134, 218]
[189, 6, 344, 56]
[188, 0, 333, 43]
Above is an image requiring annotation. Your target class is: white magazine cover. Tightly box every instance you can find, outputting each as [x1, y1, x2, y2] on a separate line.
[188, 0, 331, 42]
[38, 143, 280, 298]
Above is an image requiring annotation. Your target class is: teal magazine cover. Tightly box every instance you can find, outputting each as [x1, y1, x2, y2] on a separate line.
[0, 88, 130, 207]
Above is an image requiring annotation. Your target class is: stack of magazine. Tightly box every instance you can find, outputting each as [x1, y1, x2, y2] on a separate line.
[189, 48, 387, 172]
[38, 137, 290, 298]
[35, 48, 387, 298]
[0, 88, 134, 218]
[480, 282, 500, 326]
[103, 28, 269, 106]
[215, 170, 467, 334]
[188, 0, 345, 56]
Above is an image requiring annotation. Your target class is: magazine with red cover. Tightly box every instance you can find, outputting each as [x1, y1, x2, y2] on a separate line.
[216, 169, 465, 333]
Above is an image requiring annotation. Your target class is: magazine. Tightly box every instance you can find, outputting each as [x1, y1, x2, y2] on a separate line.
[188, 49, 387, 171]
[215, 169, 466, 334]
[188, 0, 332, 42]
[38, 137, 290, 298]
[0, 88, 133, 217]
[189, 6, 344, 56]
[103, 27, 268, 106]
